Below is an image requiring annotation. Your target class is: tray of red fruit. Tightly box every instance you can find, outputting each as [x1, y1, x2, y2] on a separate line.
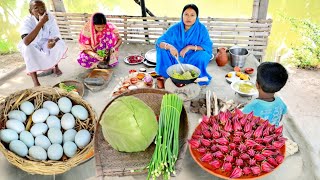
[124, 55, 145, 65]
[189, 109, 286, 179]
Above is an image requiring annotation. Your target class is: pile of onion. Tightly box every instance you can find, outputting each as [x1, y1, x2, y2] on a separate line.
[189, 109, 286, 179]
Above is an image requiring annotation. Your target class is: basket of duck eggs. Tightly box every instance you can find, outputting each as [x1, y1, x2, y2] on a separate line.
[0, 87, 96, 175]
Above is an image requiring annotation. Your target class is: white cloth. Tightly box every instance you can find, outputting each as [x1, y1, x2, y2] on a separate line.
[17, 12, 67, 73]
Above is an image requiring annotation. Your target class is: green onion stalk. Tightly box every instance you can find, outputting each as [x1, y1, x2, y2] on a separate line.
[147, 94, 183, 180]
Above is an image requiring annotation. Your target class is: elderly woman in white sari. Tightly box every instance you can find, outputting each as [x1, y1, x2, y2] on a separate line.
[18, 0, 67, 87]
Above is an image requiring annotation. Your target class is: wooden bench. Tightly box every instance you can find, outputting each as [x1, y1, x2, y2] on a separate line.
[53, 12, 272, 61]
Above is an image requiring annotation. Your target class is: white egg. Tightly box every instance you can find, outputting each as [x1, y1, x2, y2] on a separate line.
[29, 146, 47, 160]
[63, 129, 77, 143]
[19, 131, 34, 148]
[30, 123, 48, 137]
[63, 141, 77, 158]
[47, 144, 63, 160]
[58, 97, 72, 113]
[43, 101, 60, 115]
[75, 129, 91, 149]
[20, 101, 35, 115]
[71, 105, 89, 120]
[47, 128, 63, 144]
[8, 110, 27, 123]
[35, 135, 51, 150]
[32, 108, 50, 123]
[46, 116, 61, 129]
[6, 119, 25, 133]
[0, 129, 18, 143]
[61, 113, 75, 130]
[9, 140, 28, 157]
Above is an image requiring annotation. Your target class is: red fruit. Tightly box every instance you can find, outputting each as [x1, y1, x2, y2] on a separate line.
[212, 130, 221, 139]
[267, 157, 279, 166]
[261, 161, 274, 172]
[224, 120, 233, 132]
[248, 149, 256, 157]
[230, 167, 243, 178]
[266, 144, 277, 150]
[240, 153, 250, 160]
[263, 135, 274, 144]
[233, 136, 242, 144]
[216, 137, 229, 145]
[233, 131, 244, 137]
[253, 125, 264, 138]
[244, 130, 254, 139]
[243, 167, 251, 175]
[201, 153, 213, 162]
[278, 136, 288, 142]
[202, 115, 210, 124]
[222, 162, 233, 172]
[209, 115, 217, 123]
[276, 155, 284, 164]
[188, 139, 200, 149]
[262, 149, 275, 157]
[238, 143, 247, 152]
[233, 118, 242, 131]
[211, 145, 218, 152]
[229, 143, 237, 150]
[245, 139, 257, 147]
[261, 120, 270, 128]
[220, 130, 231, 138]
[212, 121, 220, 131]
[198, 147, 207, 154]
[192, 134, 202, 139]
[218, 111, 227, 125]
[214, 151, 224, 159]
[263, 127, 270, 136]
[240, 117, 247, 126]
[254, 154, 266, 161]
[235, 158, 244, 166]
[200, 139, 211, 147]
[234, 108, 244, 118]
[255, 138, 264, 144]
[251, 116, 261, 126]
[218, 145, 229, 153]
[209, 160, 222, 169]
[202, 130, 211, 139]
[200, 121, 209, 131]
[194, 129, 201, 135]
[230, 150, 240, 157]
[246, 111, 254, 120]
[244, 122, 253, 132]
[249, 158, 256, 166]
[251, 166, 261, 175]
[225, 155, 234, 162]
[225, 110, 233, 119]
[254, 144, 266, 151]
[275, 125, 283, 135]
[269, 125, 276, 132]
[273, 141, 285, 149]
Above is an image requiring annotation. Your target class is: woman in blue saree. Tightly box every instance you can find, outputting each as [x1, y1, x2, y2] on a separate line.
[155, 4, 213, 85]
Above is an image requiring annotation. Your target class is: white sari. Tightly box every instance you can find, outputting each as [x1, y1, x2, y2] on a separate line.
[17, 12, 67, 74]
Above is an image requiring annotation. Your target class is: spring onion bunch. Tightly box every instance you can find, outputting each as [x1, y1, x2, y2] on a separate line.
[147, 94, 183, 180]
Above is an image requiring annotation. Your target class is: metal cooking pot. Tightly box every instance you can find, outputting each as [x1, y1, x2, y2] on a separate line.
[229, 46, 249, 68]
[166, 64, 200, 84]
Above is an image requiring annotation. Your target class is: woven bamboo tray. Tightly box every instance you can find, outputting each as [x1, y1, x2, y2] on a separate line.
[94, 88, 189, 178]
[53, 80, 85, 97]
[0, 87, 97, 175]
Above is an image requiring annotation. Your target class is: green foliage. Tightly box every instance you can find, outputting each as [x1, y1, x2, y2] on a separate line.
[285, 17, 320, 69]
[96, 49, 106, 58]
[0, 39, 17, 55]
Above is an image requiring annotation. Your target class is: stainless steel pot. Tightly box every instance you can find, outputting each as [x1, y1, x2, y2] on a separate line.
[166, 64, 200, 84]
[229, 46, 249, 67]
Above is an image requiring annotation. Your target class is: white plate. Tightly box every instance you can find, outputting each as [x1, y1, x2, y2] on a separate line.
[143, 59, 156, 67]
[225, 71, 250, 84]
[124, 55, 144, 65]
[231, 80, 258, 97]
[145, 49, 157, 64]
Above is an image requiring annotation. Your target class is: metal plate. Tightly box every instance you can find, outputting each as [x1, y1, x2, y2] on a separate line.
[123, 55, 144, 65]
[144, 49, 157, 64]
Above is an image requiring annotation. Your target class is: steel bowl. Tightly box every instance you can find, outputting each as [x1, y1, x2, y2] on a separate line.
[166, 64, 200, 84]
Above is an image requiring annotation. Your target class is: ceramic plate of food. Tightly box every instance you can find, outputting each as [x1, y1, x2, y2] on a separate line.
[124, 55, 145, 65]
[225, 71, 250, 84]
[231, 80, 258, 97]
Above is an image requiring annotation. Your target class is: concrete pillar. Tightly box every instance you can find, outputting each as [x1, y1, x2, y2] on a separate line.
[252, 0, 269, 20]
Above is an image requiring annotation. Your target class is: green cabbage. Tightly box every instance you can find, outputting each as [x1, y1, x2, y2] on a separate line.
[100, 96, 158, 152]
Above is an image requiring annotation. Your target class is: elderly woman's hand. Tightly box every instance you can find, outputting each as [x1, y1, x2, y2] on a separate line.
[169, 46, 178, 57]
[180, 45, 192, 58]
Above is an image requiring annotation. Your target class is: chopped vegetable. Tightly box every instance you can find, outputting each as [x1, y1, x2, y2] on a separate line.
[59, 83, 77, 92]
[171, 70, 198, 80]
[96, 49, 107, 58]
[147, 94, 183, 180]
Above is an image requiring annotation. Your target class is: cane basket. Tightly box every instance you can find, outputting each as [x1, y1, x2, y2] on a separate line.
[0, 87, 96, 175]
[94, 88, 189, 178]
